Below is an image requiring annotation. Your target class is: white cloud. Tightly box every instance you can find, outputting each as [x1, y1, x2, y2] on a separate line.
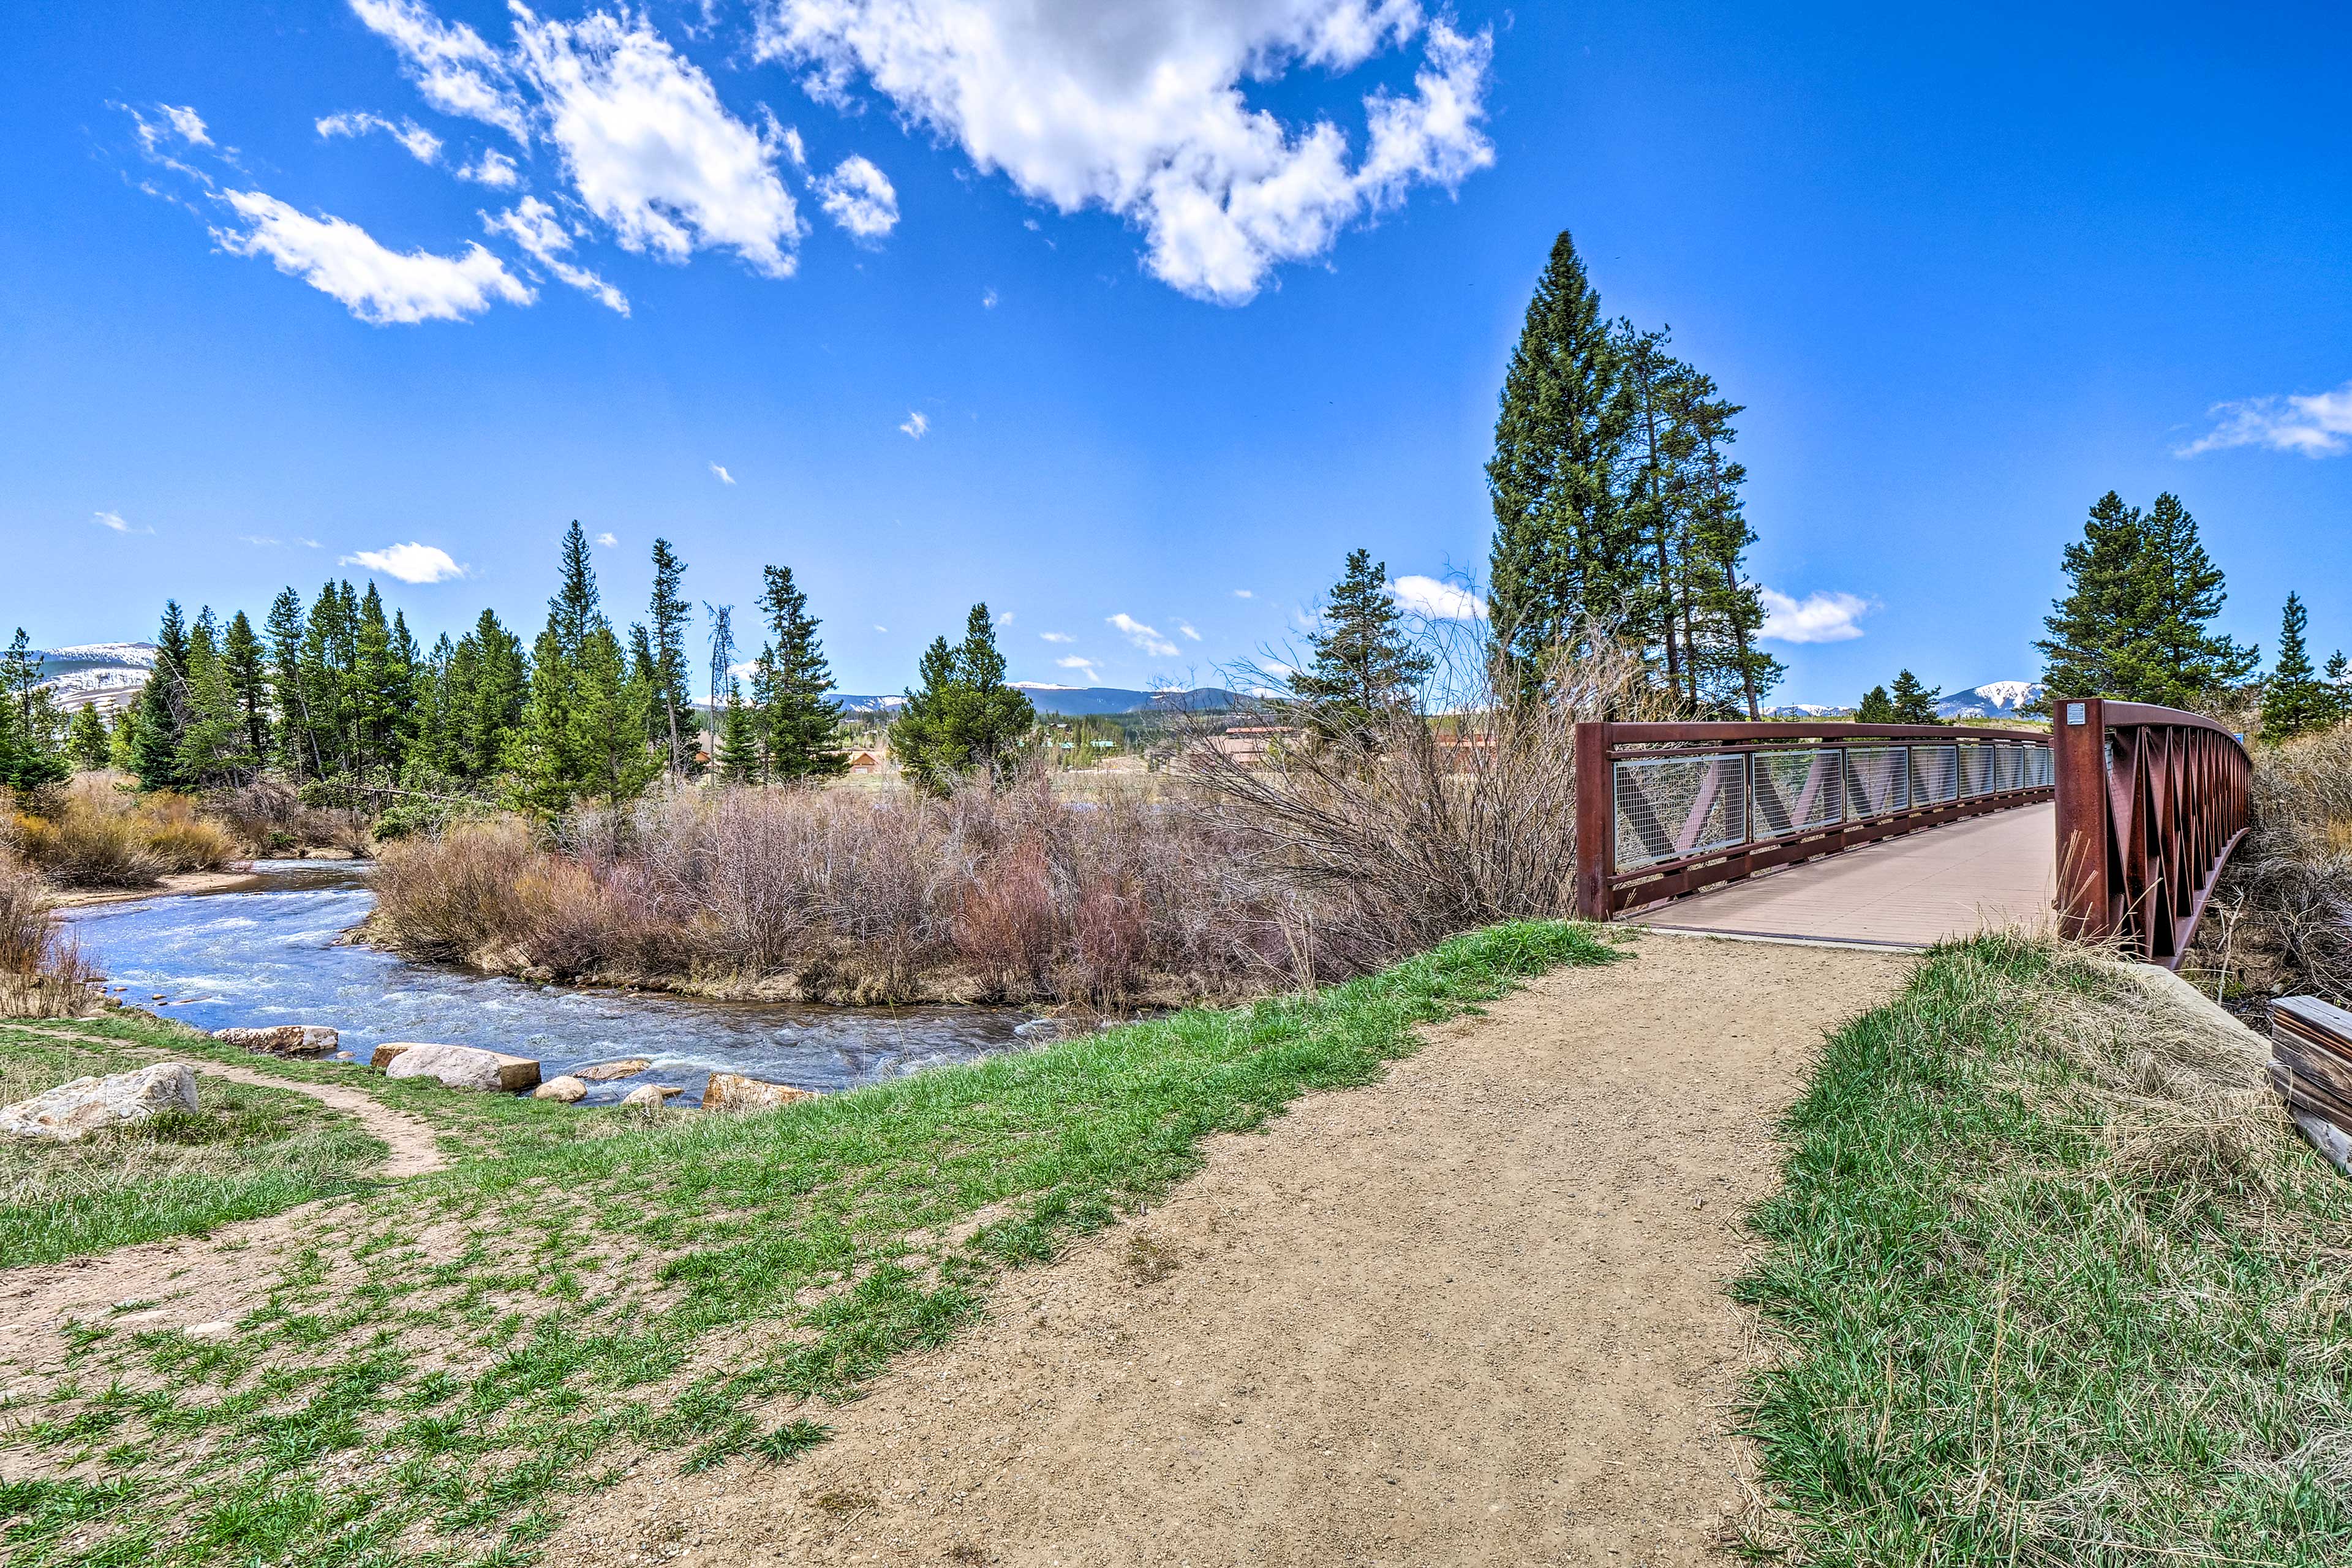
[214, 189, 534, 323]
[1232, 588, 1253, 598]
[753, 1, 1494, 302]
[1039, 631, 1074, 643]
[1759, 588, 1869, 644]
[1388, 573, 1485, 620]
[511, 6, 803, 277]
[342, 541, 466, 582]
[349, 0, 532, 142]
[815, 154, 899, 241]
[2179, 380, 2352, 458]
[92, 510, 152, 535]
[873, 623, 888, 632]
[899, 410, 928, 439]
[594, 531, 618, 546]
[710, 462, 735, 484]
[458, 148, 521, 187]
[158, 105, 212, 147]
[238, 535, 280, 546]
[1057, 655, 1099, 678]
[781, 126, 808, 167]
[1176, 620, 1201, 641]
[995, 610, 1015, 625]
[316, 111, 443, 164]
[482, 195, 630, 314]
[981, 287, 998, 309]
[1108, 612, 1178, 658]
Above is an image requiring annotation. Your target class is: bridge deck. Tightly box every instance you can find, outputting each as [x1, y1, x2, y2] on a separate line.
[1626, 802, 2056, 949]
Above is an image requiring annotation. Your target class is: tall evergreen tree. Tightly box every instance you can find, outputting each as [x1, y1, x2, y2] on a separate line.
[756, 565, 848, 780]
[1856, 685, 1896, 723]
[0, 630, 69, 791]
[176, 609, 252, 786]
[2262, 592, 2329, 741]
[1660, 371, 1780, 716]
[221, 609, 270, 761]
[506, 523, 655, 810]
[716, 678, 762, 783]
[647, 539, 695, 776]
[66, 701, 111, 773]
[265, 587, 318, 777]
[2037, 491, 2257, 707]
[1487, 230, 1638, 684]
[891, 605, 1036, 795]
[1887, 669, 1942, 725]
[1292, 549, 1432, 740]
[2326, 650, 2352, 727]
[129, 600, 191, 791]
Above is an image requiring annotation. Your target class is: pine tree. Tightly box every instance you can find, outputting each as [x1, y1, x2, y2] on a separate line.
[717, 679, 762, 783]
[351, 585, 402, 781]
[265, 587, 318, 778]
[1487, 231, 1638, 685]
[507, 523, 655, 810]
[2261, 592, 2329, 741]
[130, 600, 191, 791]
[66, 702, 111, 772]
[0, 630, 70, 791]
[756, 565, 848, 780]
[570, 623, 658, 802]
[549, 521, 602, 653]
[891, 605, 1036, 795]
[2326, 650, 2351, 728]
[1661, 372, 1781, 716]
[2125, 492, 2260, 706]
[1887, 669, 1942, 725]
[647, 539, 695, 777]
[458, 609, 527, 783]
[1856, 685, 1896, 723]
[2037, 491, 2258, 707]
[506, 627, 576, 818]
[175, 609, 252, 786]
[222, 609, 270, 761]
[1292, 549, 1432, 741]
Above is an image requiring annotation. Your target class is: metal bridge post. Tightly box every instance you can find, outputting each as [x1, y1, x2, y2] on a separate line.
[1573, 721, 1613, 921]
[2052, 696, 2109, 940]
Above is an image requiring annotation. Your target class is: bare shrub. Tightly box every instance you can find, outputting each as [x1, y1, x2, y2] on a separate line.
[2212, 728, 2352, 1005]
[208, 776, 372, 856]
[0, 854, 102, 1018]
[135, 794, 239, 873]
[6, 778, 238, 888]
[1179, 626, 1672, 959]
[371, 818, 541, 963]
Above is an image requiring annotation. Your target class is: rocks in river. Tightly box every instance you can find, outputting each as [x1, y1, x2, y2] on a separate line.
[212, 1025, 339, 1056]
[619, 1084, 683, 1108]
[533, 1075, 589, 1103]
[579, 1058, 652, 1082]
[702, 1072, 819, 1113]
[301, 846, 356, 861]
[0, 1063, 198, 1142]
[380, 1042, 542, 1093]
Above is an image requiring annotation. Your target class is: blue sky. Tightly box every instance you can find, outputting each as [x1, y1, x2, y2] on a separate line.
[2, 0, 2346, 704]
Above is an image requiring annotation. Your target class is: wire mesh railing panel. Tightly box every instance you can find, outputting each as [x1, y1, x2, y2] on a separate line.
[1958, 743, 1999, 797]
[1751, 748, 1845, 839]
[1910, 744, 1960, 805]
[1844, 747, 1912, 819]
[2027, 745, 2053, 788]
[1614, 754, 1748, 870]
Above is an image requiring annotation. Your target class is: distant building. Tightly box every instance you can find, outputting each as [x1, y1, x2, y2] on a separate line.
[1208, 725, 1295, 768]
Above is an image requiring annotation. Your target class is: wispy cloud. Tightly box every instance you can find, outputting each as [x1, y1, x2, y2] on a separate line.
[456, 148, 519, 188]
[1175, 620, 1201, 641]
[1759, 588, 1869, 644]
[899, 410, 929, 439]
[316, 110, 442, 164]
[2179, 380, 2352, 458]
[1108, 612, 1178, 658]
[237, 534, 280, 546]
[982, 287, 998, 309]
[341, 541, 465, 582]
[1039, 631, 1074, 643]
[594, 531, 617, 546]
[481, 196, 629, 314]
[813, 154, 898, 242]
[92, 510, 153, 535]
[1232, 588, 1252, 598]
[709, 462, 735, 484]
[1389, 574, 1486, 620]
[214, 189, 533, 323]
[1056, 655, 1099, 679]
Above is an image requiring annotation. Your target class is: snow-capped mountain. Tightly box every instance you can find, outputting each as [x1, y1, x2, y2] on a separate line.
[35, 643, 157, 720]
[1936, 680, 2043, 720]
[1765, 703, 1855, 718]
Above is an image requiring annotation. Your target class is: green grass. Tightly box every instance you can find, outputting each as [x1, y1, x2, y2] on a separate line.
[0, 919, 1620, 1567]
[0, 1028, 393, 1268]
[1740, 933, 2352, 1565]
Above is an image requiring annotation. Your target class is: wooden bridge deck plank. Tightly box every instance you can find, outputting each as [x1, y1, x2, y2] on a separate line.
[1626, 802, 2056, 949]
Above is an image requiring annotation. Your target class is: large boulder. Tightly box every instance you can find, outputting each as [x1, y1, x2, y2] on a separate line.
[579, 1058, 651, 1082]
[702, 1072, 820, 1114]
[620, 1084, 684, 1109]
[380, 1043, 541, 1093]
[533, 1075, 589, 1103]
[1, 1063, 198, 1142]
[213, 1025, 339, 1057]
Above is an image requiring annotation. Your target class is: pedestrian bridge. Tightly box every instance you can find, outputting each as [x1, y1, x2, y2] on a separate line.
[1572, 700, 2251, 967]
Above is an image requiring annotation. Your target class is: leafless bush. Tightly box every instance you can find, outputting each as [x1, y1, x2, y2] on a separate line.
[0, 854, 102, 1018]
[6, 777, 235, 888]
[2214, 728, 2352, 1005]
[371, 818, 541, 963]
[1179, 624, 1675, 957]
[206, 776, 372, 857]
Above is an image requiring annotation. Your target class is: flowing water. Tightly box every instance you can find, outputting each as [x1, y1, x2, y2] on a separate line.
[60, 861, 1038, 1105]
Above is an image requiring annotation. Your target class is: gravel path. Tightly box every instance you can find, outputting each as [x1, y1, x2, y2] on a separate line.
[552, 932, 1913, 1566]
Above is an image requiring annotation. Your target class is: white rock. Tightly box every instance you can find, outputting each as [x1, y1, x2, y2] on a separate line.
[620, 1084, 683, 1109]
[701, 1072, 819, 1113]
[184, 1321, 235, 1341]
[213, 1025, 339, 1056]
[382, 1043, 541, 1093]
[533, 1075, 589, 1104]
[0, 1063, 198, 1142]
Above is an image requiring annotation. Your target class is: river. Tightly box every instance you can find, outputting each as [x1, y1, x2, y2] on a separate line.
[59, 860, 1038, 1105]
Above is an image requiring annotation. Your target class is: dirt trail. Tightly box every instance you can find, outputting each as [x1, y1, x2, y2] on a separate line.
[554, 933, 1912, 1567]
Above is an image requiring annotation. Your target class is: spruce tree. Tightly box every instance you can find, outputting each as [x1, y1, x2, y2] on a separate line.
[757, 565, 848, 780]
[1856, 685, 1896, 723]
[1662, 372, 1780, 717]
[2327, 650, 2351, 727]
[2037, 491, 2256, 708]
[1292, 549, 1432, 740]
[0, 631, 69, 791]
[1887, 669, 1942, 725]
[506, 627, 576, 818]
[1487, 230, 1637, 684]
[2125, 492, 2260, 706]
[891, 605, 1036, 795]
[66, 702, 111, 772]
[222, 609, 270, 761]
[130, 600, 191, 791]
[175, 610, 251, 786]
[2261, 592, 2329, 741]
[717, 679, 762, 783]
[265, 587, 318, 778]
[2035, 492, 2144, 701]
[647, 539, 695, 776]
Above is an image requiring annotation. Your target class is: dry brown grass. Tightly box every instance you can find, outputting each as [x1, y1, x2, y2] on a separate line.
[206, 775, 374, 857]
[7, 777, 236, 888]
[2209, 726, 2352, 1005]
[0, 854, 102, 1017]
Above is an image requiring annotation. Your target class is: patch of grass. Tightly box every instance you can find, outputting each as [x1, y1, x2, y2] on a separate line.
[1, 920, 1618, 1566]
[1740, 933, 2352, 1564]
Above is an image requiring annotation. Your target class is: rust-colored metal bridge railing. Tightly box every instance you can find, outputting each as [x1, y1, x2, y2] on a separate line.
[1572, 721, 2055, 921]
[2051, 696, 2252, 968]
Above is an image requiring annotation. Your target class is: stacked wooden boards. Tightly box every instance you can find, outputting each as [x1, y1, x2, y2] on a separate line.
[2270, 995, 2352, 1173]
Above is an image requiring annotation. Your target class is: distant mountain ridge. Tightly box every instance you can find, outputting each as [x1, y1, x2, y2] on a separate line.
[1765, 680, 2045, 722]
[34, 643, 158, 719]
[829, 684, 1242, 718]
